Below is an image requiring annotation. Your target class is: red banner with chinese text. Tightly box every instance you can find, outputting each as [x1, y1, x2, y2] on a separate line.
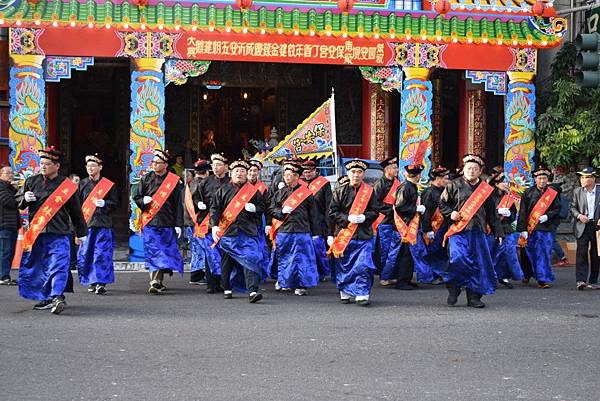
[443, 181, 494, 245]
[211, 183, 258, 247]
[81, 177, 114, 224]
[328, 184, 373, 257]
[140, 172, 180, 230]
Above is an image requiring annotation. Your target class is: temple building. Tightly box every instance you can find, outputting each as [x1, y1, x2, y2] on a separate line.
[0, 0, 566, 240]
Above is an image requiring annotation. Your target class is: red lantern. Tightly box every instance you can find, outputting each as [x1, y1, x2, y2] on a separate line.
[27, 0, 40, 5]
[235, 0, 253, 10]
[131, 0, 148, 8]
[532, 1, 545, 16]
[337, 0, 355, 13]
[434, 0, 451, 14]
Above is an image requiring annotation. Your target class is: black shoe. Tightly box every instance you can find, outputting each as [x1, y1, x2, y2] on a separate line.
[33, 300, 52, 310]
[148, 282, 161, 295]
[408, 282, 419, 288]
[95, 285, 107, 295]
[498, 279, 513, 289]
[51, 297, 66, 314]
[357, 299, 371, 307]
[87, 284, 96, 293]
[206, 287, 216, 294]
[248, 292, 263, 303]
[467, 298, 485, 308]
[340, 298, 351, 304]
[224, 291, 233, 299]
[395, 283, 414, 290]
[447, 287, 462, 306]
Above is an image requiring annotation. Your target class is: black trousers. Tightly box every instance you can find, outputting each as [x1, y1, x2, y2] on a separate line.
[519, 247, 533, 280]
[220, 252, 260, 293]
[190, 269, 205, 283]
[576, 223, 600, 284]
[395, 243, 414, 284]
[205, 258, 222, 291]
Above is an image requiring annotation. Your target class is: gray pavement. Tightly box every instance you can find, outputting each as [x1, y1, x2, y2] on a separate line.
[1, 266, 599, 401]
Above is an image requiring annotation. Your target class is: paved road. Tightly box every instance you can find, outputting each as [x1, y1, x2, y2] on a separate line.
[1, 266, 599, 401]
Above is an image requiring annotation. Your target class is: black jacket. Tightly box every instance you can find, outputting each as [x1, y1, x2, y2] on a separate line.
[16, 174, 87, 237]
[304, 175, 333, 236]
[269, 183, 320, 235]
[329, 183, 378, 240]
[394, 180, 419, 226]
[133, 171, 184, 227]
[421, 184, 446, 233]
[516, 185, 561, 233]
[210, 182, 265, 237]
[193, 174, 230, 228]
[373, 175, 399, 225]
[439, 177, 503, 238]
[0, 180, 20, 231]
[78, 177, 119, 228]
[183, 178, 201, 227]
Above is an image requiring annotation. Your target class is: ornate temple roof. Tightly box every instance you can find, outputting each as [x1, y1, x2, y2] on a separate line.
[0, 0, 566, 48]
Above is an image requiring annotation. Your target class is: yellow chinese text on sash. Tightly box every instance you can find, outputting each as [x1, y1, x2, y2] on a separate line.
[140, 172, 180, 231]
[255, 181, 268, 195]
[328, 184, 373, 258]
[23, 178, 78, 252]
[382, 178, 400, 205]
[211, 182, 258, 247]
[81, 177, 115, 224]
[393, 209, 420, 245]
[184, 184, 209, 238]
[443, 181, 494, 245]
[519, 187, 558, 247]
[269, 184, 313, 246]
[308, 176, 329, 195]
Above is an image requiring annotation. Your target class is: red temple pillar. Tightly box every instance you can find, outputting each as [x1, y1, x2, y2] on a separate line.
[458, 75, 486, 160]
[362, 81, 390, 161]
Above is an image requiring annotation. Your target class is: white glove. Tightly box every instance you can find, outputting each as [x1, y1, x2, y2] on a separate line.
[212, 226, 221, 239]
[265, 225, 271, 236]
[416, 205, 426, 214]
[539, 214, 548, 223]
[197, 201, 207, 210]
[312, 235, 320, 240]
[277, 182, 285, 190]
[95, 199, 105, 208]
[348, 215, 360, 224]
[356, 214, 366, 224]
[24, 191, 36, 202]
[282, 206, 293, 214]
[426, 231, 435, 240]
[520, 231, 528, 240]
[497, 207, 510, 217]
[245, 203, 256, 213]
[77, 236, 87, 244]
[327, 236, 334, 246]
[143, 196, 153, 205]
[175, 227, 182, 238]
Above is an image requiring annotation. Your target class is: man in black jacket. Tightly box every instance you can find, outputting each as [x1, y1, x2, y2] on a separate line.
[16, 147, 88, 314]
[0, 166, 20, 286]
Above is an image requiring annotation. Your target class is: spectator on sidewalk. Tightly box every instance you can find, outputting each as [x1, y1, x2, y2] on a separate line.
[0, 166, 20, 286]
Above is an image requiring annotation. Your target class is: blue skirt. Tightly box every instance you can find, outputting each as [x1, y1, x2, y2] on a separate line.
[410, 232, 435, 283]
[525, 230, 555, 283]
[335, 239, 376, 297]
[19, 234, 70, 301]
[447, 229, 497, 295]
[422, 226, 449, 282]
[256, 226, 271, 269]
[487, 232, 524, 281]
[219, 231, 266, 292]
[201, 233, 222, 276]
[142, 226, 184, 275]
[77, 227, 115, 285]
[186, 227, 206, 272]
[276, 232, 319, 289]
[377, 224, 401, 280]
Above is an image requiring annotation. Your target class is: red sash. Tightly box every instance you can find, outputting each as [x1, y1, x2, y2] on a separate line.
[184, 184, 209, 238]
[382, 178, 400, 205]
[307, 176, 329, 195]
[81, 177, 115, 224]
[23, 178, 78, 252]
[372, 213, 385, 233]
[328, 184, 373, 257]
[270, 184, 313, 245]
[211, 182, 258, 247]
[498, 193, 520, 210]
[443, 181, 495, 245]
[519, 187, 558, 247]
[424, 207, 444, 245]
[393, 209, 420, 245]
[140, 172, 180, 230]
[298, 179, 308, 187]
[255, 181, 268, 195]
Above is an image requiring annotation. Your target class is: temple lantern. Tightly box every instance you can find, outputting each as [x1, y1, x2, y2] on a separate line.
[235, 0, 253, 10]
[337, 0, 355, 13]
[131, 0, 148, 8]
[434, 0, 451, 15]
[532, 1, 546, 16]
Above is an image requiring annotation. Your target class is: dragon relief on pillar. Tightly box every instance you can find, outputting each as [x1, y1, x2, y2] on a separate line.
[129, 69, 165, 232]
[504, 82, 536, 195]
[9, 66, 46, 181]
[398, 79, 433, 184]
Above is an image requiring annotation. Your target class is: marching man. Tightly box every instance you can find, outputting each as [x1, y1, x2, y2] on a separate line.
[17, 147, 87, 314]
[77, 153, 118, 295]
[210, 160, 266, 303]
[329, 159, 378, 306]
[133, 149, 184, 294]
